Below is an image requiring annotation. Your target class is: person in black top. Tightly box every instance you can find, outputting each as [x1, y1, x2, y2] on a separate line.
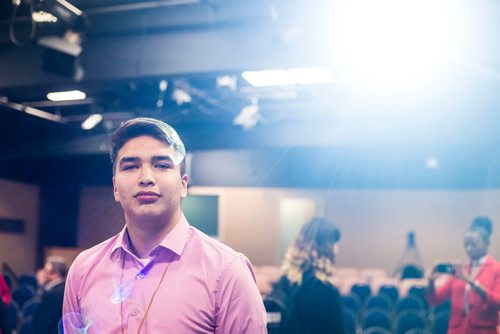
[276, 216, 345, 334]
[31, 256, 68, 334]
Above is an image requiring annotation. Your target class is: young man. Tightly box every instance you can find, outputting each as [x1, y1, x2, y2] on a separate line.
[62, 118, 267, 333]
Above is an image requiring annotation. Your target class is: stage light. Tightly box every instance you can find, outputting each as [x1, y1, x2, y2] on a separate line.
[38, 34, 82, 56]
[172, 88, 191, 105]
[233, 98, 261, 130]
[32, 1, 87, 79]
[159, 80, 168, 92]
[32, 11, 58, 23]
[81, 113, 103, 130]
[216, 75, 238, 91]
[47, 90, 86, 101]
[35, 0, 86, 30]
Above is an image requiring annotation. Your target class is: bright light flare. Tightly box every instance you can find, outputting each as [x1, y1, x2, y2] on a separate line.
[242, 70, 295, 87]
[242, 67, 334, 87]
[336, 0, 461, 90]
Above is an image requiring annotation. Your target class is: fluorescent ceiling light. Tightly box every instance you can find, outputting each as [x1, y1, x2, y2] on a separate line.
[81, 113, 103, 130]
[32, 11, 58, 23]
[47, 90, 86, 101]
[242, 67, 334, 87]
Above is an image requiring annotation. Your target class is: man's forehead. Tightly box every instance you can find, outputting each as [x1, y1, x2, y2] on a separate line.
[119, 137, 174, 154]
[117, 140, 182, 165]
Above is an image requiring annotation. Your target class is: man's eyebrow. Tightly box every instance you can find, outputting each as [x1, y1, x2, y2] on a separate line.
[152, 155, 174, 162]
[119, 157, 140, 164]
[118, 155, 176, 164]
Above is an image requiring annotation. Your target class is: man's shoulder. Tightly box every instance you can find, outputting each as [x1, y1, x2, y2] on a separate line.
[188, 226, 241, 260]
[71, 233, 121, 270]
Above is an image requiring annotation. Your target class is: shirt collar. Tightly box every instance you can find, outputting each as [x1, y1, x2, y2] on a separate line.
[157, 214, 190, 256]
[111, 214, 190, 257]
[45, 278, 64, 291]
[472, 255, 488, 267]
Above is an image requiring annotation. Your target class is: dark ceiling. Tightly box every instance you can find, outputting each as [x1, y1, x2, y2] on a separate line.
[1, 0, 500, 188]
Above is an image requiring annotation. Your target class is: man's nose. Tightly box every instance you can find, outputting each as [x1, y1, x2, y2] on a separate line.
[139, 166, 155, 186]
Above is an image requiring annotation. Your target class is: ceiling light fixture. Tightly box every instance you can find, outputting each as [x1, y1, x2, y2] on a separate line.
[32, 11, 58, 23]
[35, 0, 86, 29]
[47, 90, 86, 101]
[216, 75, 238, 91]
[233, 98, 261, 130]
[172, 88, 192, 105]
[81, 113, 103, 130]
[242, 67, 334, 87]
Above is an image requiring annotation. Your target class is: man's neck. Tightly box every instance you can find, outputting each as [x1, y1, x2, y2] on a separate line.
[126, 213, 181, 259]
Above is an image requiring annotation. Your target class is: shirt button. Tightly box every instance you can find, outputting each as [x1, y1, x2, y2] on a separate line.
[129, 308, 140, 316]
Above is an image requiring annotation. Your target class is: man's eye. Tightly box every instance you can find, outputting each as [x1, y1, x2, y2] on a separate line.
[155, 163, 172, 169]
[122, 165, 137, 171]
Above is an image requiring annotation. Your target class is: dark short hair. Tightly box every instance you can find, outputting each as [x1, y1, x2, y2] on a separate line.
[470, 216, 493, 243]
[110, 117, 186, 175]
[47, 256, 68, 279]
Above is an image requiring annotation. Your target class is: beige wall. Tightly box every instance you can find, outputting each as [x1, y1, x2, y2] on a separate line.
[78, 186, 500, 273]
[0, 179, 39, 275]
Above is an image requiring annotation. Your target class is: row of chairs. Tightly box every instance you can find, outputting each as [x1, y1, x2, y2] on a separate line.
[344, 307, 450, 334]
[2, 293, 41, 334]
[341, 284, 451, 334]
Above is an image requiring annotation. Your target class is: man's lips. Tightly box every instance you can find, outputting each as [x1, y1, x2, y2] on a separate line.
[135, 191, 160, 202]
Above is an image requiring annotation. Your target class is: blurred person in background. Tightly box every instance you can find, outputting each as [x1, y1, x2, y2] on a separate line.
[31, 256, 67, 334]
[427, 216, 500, 334]
[272, 216, 344, 334]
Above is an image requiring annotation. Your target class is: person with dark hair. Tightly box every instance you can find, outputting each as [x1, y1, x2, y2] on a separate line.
[31, 256, 68, 334]
[62, 117, 266, 333]
[271, 217, 345, 334]
[427, 216, 500, 334]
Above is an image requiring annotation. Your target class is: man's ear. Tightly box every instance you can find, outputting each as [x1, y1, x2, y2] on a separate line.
[180, 174, 189, 199]
[113, 176, 120, 202]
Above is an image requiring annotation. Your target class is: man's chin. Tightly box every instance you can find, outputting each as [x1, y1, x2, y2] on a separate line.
[135, 207, 172, 220]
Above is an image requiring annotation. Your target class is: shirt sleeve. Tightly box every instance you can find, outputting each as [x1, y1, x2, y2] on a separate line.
[426, 276, 453, 306]
[214, 255, 267, 334]
[480, 261, 500, 307]
[62, 257, 87, 334]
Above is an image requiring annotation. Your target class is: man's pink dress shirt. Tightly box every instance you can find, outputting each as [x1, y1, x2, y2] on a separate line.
[62, 215, 267, 333]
